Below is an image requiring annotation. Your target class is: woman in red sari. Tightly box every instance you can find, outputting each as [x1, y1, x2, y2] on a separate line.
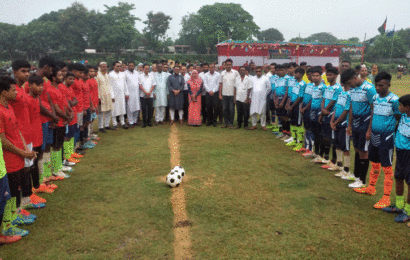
[187, 70, 204, 126]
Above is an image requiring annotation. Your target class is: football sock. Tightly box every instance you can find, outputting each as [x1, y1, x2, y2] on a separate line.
[2, 199, 13, 230]
[38, 157, 44, 184]
[336, 150, 343, 164]
[396, 196, 404, 209]
[70, 137, 75, 155]
[84, 127, 89, 140]
[368, 162, 381, 190]
[343, 155, 350, 173]
[353, 152, 360, 178]
[43, 152, 52, 180]
[290, 125, 297, 139]
[382, 166, 393, 196]
[404, 203, 410, 214]
[63, 141, 71, 160]
[297, 126, 304, 144]
[11, 197, 17, 222]
[359, 159, 370, 184]
[331, 143, 337, 164]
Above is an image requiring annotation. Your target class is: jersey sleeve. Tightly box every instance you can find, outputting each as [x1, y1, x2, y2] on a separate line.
[332, 87, 342, 101]
[344, 94, 351, 111]
[392, 96, 401, 115]
[298, 82, 306, 98]
[367, 86, 377, 104]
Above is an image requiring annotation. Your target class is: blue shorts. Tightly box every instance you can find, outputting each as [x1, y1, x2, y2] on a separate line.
[310, 109, 321, 122]
[65, 124, 77, 139]
[42, 121, 54, 151]
[0, 175, 11, 215]
[290, 102, 302, 126]
[276, 97, 288, 117]
[303, 108, 311, 131]
[321, 123, 333, 139]
[368, 132, 394, 167]
[395, 148, 410, 184]
[334, 127, 350, 152]
[351, 117, 371, 152]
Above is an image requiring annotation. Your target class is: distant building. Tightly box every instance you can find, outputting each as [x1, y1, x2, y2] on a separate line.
[174, 45, 191, 54]
[85, 49, 96, 54]
[217, 40, 365, 68]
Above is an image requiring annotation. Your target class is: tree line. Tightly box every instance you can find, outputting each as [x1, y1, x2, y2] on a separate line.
[0, 1, 409, 63]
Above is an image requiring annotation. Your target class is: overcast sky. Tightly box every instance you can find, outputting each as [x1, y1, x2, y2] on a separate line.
[1, 0, 409, 41]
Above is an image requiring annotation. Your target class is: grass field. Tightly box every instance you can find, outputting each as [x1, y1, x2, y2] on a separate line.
[0, 77, 409, 259]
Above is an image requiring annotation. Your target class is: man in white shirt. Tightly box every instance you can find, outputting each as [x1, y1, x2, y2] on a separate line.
[203, 63, 221, 127]
[249, 66, 271, 130]
[153, 63, 168, 125]
[124, 61, 140, 127]
[199, 63, 209, 124]
[109, 61, 129, 129]
[234, 66, 252, 129]
[139, 64, 156, 127]
[219, 59, 239, 128]
[181, 64, 191, 121]
[96, 62, 113, 132]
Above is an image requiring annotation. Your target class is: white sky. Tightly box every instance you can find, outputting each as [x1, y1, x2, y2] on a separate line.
[1, 0, 409, 41]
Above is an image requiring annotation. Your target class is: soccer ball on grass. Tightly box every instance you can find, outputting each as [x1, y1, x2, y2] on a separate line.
[166, 166, 185, 188]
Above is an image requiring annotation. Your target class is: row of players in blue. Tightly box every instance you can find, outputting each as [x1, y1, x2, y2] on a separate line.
[267, 63, 410, 226]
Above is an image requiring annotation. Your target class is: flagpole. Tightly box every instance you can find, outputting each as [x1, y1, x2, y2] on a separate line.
[361, 33, 366, 64]
[389, 24, 396, 65]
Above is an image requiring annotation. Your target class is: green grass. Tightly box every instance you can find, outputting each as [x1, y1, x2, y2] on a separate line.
[0, 126, 174, 260]
[391, 74, 410, 97]
[179, 126, 410, 259]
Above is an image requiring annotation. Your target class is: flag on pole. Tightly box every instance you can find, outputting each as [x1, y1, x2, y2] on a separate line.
[378, 17, 387, 35]
[386, 29, 395, 37]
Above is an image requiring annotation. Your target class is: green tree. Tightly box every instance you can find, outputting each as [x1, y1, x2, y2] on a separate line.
[0, 23, 19, 59]
[175, 13, 203, 53]
[94, 2, 140, 53]
[289, 32, 339, 43]
[177, 3, 259, 54]
[257, 28, 284, 42]
[143, 11, 172, 51]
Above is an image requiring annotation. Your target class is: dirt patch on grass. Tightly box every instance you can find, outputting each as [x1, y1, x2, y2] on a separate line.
[168, 125, 193, 260]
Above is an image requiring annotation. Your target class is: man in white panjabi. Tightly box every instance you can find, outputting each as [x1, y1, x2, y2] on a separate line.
[96, 62, 113, 132]
[249, 67, 271, 131]
[124, 61, 140, 127]
[109, 61, 129, 129]
[153, 63, 168, 124]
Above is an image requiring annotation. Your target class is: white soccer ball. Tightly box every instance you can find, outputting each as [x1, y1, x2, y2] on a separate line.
[166, 169, 182, 188]
[173, 166, 185, 179]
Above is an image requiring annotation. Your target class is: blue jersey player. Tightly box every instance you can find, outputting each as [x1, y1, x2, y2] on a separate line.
[308, 66, 326, 163]
[285, 68, 306, 150]
[331, 81, 352, 180]
[382, 94, 410, 224]
[354, 72, 401, 209]
[300, 68, 314, 156]
[319, 67, 342, 168]
[273, 64, 289, 139]
[341, 68, 377, 189]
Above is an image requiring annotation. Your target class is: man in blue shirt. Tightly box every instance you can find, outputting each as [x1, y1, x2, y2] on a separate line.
[307, 66, 326, 162]
[342, 69, 377, 188]
[383, 94, 410, 224]
[273, 64, 289, 139]
[319, 67, 342, 167]
[300, 68, 314, 156]
[286, 67, 306, 150]
[354, 72, 401, 210]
